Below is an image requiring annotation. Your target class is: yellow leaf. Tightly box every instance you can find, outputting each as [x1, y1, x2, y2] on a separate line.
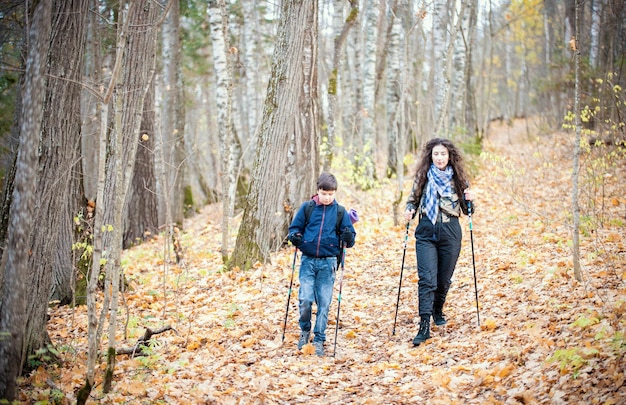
[432, 371, 451, 388]
[345, 330, 357, 339]
[496, 363, 515, 378]
[481, 319, 497, 331]
[606, 232, 621, 243]
[301, 343, 315, 355]
[120, 380, 147, 395]
[242, 338, 257, 348]
[186, 340, 201, 351]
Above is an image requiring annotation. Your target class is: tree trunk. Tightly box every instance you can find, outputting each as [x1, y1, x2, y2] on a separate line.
[80, 2, 158, 401]
[359, 0, 378, 187]
[208, 0, 235, 261]
[123, 79, 159, 249]
[102, 0, 158, 392]
[431, 0, 448, 130]
[385, 0, 402, 178]
[23, 3, 88, 379]
[229, 0, 319, 271]
[434, 0, 466, 136]
[81, 0, 106, 202]
[571, 0, 582, 282]
[286, 0, 319, 226]
[0, 0, 51, 399]
[464, 0, 479, 139]
[324, 0, 358, 172]
[158, 0, 185, 229]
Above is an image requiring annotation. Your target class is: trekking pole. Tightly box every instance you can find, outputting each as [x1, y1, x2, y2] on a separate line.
[333, 242, 346, 357]
[466, 183, 480, 326]
[392, 220, 411, 335]
[282, 247, 298, 342]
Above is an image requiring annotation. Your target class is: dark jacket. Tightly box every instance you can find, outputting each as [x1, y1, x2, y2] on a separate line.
[289, 200, 356, 258]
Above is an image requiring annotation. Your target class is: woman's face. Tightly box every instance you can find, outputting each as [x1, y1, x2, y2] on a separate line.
[431, 144, 450, 170]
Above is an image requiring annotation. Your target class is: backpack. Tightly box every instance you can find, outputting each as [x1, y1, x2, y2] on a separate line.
[302, 200, 346, 236]
[302, 200, 346, 266]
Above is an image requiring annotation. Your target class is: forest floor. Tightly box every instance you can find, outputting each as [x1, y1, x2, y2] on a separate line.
[21, 118, 625, 404]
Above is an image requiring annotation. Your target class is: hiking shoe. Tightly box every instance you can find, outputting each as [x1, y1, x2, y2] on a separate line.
[412, 317, 431, 346]
[433, 312, 447, 326]
[297, 331, 310, 350]
[313, 341, 325, 357]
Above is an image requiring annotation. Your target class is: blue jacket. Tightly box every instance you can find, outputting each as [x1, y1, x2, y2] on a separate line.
[289, 200, 356, 258]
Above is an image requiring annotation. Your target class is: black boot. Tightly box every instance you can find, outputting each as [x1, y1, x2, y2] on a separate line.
[412, 316, 431, 346]
[433, 308, 447, 326]
[433, 294, 448, 326]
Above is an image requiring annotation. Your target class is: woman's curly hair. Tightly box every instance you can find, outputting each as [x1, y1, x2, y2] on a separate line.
[410, 138, 470, 214]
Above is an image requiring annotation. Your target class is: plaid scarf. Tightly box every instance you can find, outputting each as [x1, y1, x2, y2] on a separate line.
[423, 164, 454, 224]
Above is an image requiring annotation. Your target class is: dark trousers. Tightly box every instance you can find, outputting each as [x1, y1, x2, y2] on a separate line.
[414, 215, 462, 317]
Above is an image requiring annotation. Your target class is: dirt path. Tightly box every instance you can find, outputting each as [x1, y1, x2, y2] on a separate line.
[34, 120, 625, 404]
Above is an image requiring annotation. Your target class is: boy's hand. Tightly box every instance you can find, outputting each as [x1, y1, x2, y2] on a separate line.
[289, 233, 303, 247]
[340, 229, 355, 247]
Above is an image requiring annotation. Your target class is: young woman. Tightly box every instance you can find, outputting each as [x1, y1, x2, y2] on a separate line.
[404, 138, 474, 346]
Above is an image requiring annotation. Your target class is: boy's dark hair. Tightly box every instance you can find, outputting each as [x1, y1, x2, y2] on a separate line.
[317, 172, 337, 191]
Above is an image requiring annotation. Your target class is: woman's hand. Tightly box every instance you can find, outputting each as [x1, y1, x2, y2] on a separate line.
[404, 209, 415, 222]
[463, 188, 473, 201]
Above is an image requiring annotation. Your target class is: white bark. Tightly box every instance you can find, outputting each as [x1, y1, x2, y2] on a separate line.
[324, 0, 358, 171]
[208, 0, 234, 259]
[589, 0, 601, 68]
[361, 0, 378, 182]
[452, 0, 470, 130]
[386, 2, 402, 176]
[571, 1, 582, 282]
[159, 0, 185, 228]
[433, 0, 466, 136]
[431, 0, 448, 125]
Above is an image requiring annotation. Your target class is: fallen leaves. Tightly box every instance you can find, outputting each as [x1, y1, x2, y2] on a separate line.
[19, 120, 626, 404]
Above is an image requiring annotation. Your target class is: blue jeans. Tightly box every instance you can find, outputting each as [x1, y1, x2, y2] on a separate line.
[298, 255, 337, 343]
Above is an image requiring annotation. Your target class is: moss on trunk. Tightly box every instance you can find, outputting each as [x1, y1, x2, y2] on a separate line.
[102, 346, 116, 393]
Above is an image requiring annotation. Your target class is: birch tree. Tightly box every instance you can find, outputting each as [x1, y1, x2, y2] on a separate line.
[229, 0, 319, 270]
[324, 0, 358, 171]
[0, 0, 51, 399]
[450, 0, 475, 135]
[433, 0, 466, 136]
[158, 0, 185, 230]
[208, 0, 235, 260]
[386, 0, 402, 178]
[462, 0, 478, 138]
[430, 0, 449, 131]
[359, 0, 379, 187]
[571, 0, 582, 282]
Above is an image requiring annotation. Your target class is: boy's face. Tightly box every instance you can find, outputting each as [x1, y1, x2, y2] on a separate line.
[318, 189, 336, 205]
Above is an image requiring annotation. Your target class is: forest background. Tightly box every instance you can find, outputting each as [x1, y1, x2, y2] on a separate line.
[0, 0, 624, 403]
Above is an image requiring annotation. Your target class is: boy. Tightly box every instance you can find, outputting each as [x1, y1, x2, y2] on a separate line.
[288, 172, 356, 356]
